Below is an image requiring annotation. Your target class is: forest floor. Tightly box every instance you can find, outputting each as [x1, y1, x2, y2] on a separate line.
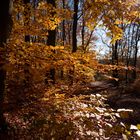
[2, 81, 140, 139]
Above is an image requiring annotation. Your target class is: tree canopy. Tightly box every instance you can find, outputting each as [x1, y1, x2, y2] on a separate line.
[0, 0, 140, 139]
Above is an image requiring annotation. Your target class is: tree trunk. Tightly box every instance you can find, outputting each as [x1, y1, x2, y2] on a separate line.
[68, 0, 79, 84]
[81, 0, 85, 52]
[0, 0, 13, 133]
[24, 0, 31, 87]
[46, 0, 56, 84]
[112, 40, 119, 86]
[133, 24, 140, 80]
[60, 0, 66, 80]
[81, 16, 85, 51]
[125, 24, 131, 83]
[72, 0, 79, 53]
[62, 0, 65, 46]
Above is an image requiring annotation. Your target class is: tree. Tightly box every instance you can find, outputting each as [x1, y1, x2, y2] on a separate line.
[23, 0, 31, 86]
[62, 0, 66, 46]
[46, 0, 56, 83]
[72, 0, 79, 53]
[0, 0, 13, 132]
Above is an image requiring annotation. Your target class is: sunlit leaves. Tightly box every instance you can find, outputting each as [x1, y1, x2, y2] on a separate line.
[85, 0, 138, 44]
[18, 90, 132, 139]
[5, 0, 140, 139]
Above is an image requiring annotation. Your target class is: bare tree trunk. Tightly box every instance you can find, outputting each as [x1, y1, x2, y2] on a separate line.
[125, 24, 131, 84]
[81, 15, 85, 50]
[85, 30, 94, 51]
[133, 24, 140, 80]
[72, 0, 79, 53]
[0, 0, 13, 133]
[81, 0, 85, 52]
[69, 0, 79, 84]
[60, 0, 66, 80]
[62, 0, 65, 46]
[68, 22, 72, 45]
[112, 41, 119, 86]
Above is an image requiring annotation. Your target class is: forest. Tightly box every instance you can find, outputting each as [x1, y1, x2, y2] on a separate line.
[0, 0, 140, 139]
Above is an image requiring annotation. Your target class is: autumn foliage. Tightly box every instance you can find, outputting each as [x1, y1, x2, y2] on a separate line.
[0, 0, 140, 139]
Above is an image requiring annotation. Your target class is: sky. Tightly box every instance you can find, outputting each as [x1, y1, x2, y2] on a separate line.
[94, 27, 111, 58]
